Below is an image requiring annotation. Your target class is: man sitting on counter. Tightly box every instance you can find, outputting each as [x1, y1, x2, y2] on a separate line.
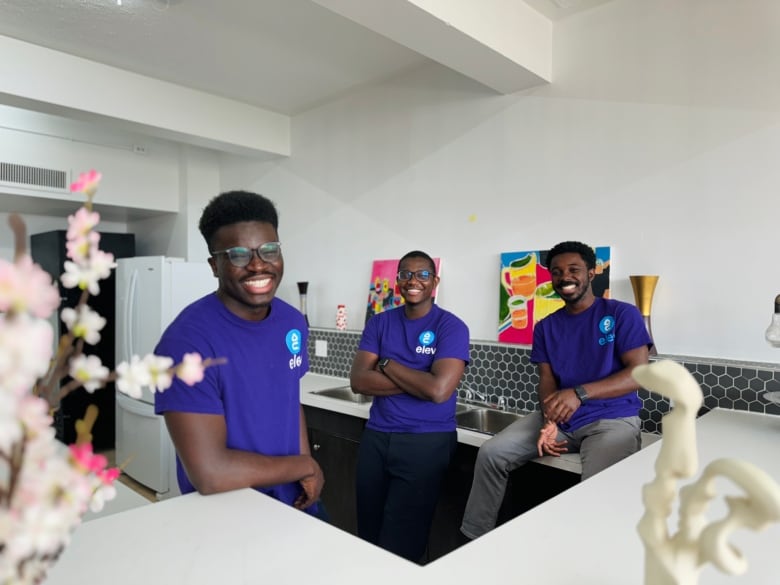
[460, 240, 653, 540]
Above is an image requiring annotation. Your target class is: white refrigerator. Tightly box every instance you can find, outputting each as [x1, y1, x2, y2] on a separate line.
[115, 256, 215, 499]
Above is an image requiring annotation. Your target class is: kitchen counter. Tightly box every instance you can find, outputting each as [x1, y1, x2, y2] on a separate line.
[46, 408, 780, 584]
[299, 373, 587, 473]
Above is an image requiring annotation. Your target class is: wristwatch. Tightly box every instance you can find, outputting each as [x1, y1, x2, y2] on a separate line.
[574, 384, 589, 403]
[378, 358, 390, 373]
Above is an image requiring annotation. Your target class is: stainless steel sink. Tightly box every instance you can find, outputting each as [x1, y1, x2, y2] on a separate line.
[455, 408, 522, 435]
[311, 386, 372, 404]
[455, 403, 474, 415]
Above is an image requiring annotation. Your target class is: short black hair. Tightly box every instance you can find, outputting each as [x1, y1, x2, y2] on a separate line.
[199, 190, 279, 249]
[398, 250, 436, 275]
[546, 241, 596, 270]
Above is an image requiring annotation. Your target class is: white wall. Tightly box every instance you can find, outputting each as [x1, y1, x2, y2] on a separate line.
[126, 146, 219, 262]
[220, 0, 780, 364]
[0, 106, 218, 263]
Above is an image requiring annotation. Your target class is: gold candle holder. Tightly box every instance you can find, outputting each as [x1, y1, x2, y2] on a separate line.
[630, 275, 659, 356]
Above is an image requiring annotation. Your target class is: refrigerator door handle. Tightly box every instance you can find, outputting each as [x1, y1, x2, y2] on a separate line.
[125, 268, 139, 360]
[116, 391, 157, 417]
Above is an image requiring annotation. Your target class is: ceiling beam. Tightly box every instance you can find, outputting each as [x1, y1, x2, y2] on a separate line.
[0, 35, 290, 158]
[312, 0, 551, 94]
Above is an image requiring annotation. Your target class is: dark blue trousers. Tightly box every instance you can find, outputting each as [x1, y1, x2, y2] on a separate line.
[355, 428, 457, 563]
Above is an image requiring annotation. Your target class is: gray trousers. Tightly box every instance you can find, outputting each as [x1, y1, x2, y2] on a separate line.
[460, 411, 640, 540]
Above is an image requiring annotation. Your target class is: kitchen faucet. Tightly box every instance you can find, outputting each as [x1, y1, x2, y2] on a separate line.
[462, 387, 495, 408]
[461, 387, 509, 410]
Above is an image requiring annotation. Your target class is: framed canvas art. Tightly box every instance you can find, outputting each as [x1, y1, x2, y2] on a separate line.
[498, 246, 610, 344]
[365, 257, 441, 324]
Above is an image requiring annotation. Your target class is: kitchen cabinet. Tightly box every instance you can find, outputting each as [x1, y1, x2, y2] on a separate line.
[426, 445, 580, 563]
[304, 405, 365, 535]
[303, 403, 580, 563]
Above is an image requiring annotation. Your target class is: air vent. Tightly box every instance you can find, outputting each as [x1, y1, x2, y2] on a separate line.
[0, 162, 68, 190]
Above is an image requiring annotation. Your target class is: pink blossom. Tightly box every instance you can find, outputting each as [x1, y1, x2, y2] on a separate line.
[97, 467, 121, 485]
[66, 207, 100, 239]
[16, 395, 53, 439]
[176, 352, 205, 385]
[0, 256, 60, 318]
[69, 443, 109, 474]
[69, 169, 102, 196]
[65, 230, 100, 264]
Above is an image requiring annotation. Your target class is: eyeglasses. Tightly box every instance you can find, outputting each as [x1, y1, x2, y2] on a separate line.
[210, 242, 282, 267]
[397, 270, 434, 282]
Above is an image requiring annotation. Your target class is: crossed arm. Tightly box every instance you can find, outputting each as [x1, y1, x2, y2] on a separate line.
[349, 350, 466, 404]
[163, 405, 324, 509]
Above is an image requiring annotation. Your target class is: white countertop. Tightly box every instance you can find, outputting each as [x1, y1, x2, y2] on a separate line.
[46, 407, 780, 585]
[299, 373, 586, 473]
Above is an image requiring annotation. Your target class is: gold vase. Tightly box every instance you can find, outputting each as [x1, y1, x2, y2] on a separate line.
[629, 275, 659, 356]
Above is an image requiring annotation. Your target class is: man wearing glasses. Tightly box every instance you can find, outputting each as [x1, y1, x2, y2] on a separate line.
[154, 190, 325, 517]
[350, 250, 470, 563]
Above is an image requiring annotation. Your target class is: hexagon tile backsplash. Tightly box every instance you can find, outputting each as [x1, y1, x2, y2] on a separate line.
[308, 328, 780, 434]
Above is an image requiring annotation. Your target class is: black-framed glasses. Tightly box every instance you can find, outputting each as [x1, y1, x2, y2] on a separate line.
[210, 242, 282, 267]
[397, 270, 433, 282]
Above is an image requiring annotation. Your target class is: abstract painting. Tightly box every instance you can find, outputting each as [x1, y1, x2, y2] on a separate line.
[498, 246, 610, 344]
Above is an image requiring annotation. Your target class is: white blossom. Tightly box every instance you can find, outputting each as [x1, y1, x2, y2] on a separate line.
[61, 304, 107, 345]
[60, 260, 101, 295]
[143, 353, 175, 392]
[68, 354, 110, 393]
[0, 171, 217, 583]
[0, 314, 53, 395]
[116, 355, 152, 399]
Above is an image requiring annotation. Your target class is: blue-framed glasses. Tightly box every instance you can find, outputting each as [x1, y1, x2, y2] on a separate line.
[210, 242, 282, 267]
[397, 270, 433, 282]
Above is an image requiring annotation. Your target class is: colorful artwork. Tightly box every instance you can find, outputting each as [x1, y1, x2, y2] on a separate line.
[498, 246, 611, 344]
[365, 258, 441, 324]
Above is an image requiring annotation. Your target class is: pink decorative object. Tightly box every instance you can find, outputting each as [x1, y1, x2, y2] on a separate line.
[336, 304, 347, 330]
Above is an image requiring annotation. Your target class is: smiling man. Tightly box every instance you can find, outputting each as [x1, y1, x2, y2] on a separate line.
[460, 240, 652, 540]
[350, 250, 470, 563]
[154, 190, 324, 517]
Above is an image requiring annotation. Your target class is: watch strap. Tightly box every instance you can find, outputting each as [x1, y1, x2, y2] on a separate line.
[574, 384, 589, 403]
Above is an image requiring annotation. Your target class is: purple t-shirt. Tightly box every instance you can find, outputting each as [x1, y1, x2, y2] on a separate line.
[359, 304, 470, 433]
[154, 294, 309, 508]
[530, 297, 652, 432]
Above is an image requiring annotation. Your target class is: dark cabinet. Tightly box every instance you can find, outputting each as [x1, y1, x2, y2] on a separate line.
[304, 406, 365, 535]
[303, 404, 581, 564]
[426, 446, 581, 563]
[30, 230, 135, 450]
[426, 442, 479, 561]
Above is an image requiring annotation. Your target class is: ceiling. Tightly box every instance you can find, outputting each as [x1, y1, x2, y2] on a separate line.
[0, 0, 613, 116]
